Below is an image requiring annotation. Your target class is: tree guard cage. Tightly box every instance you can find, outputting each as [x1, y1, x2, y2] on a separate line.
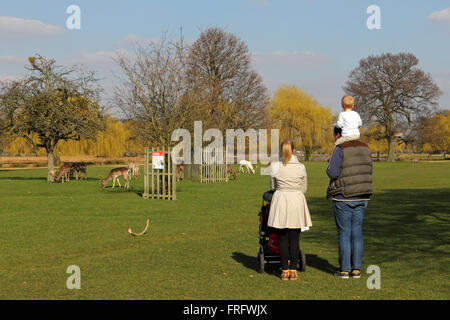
[184, 148, 228, 183]
[143, 147, 176, 200]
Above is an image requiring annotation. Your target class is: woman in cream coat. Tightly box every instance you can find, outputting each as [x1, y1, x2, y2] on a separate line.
[268, 139, 312, 280]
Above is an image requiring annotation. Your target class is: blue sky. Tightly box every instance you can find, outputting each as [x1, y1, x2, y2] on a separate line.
[1, 0, 449, 114]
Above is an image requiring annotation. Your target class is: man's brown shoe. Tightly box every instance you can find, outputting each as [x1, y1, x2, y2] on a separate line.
[281, 270, 290, 281]
[289, 270, 299, 280]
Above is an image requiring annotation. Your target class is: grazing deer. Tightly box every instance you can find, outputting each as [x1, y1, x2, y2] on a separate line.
[128, 162, 140, 180]
[69, 162, 87, 180]
[239, 160, 255, 174]
[54, 163, 72, 183]
[226, 165, 238, 180]
[176, 163, 184, 182]
[100, 167, 130, 189]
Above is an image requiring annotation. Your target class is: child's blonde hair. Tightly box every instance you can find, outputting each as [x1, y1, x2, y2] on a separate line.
[342, 95, 355, 110]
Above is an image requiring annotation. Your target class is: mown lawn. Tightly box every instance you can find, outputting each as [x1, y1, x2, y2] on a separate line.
[0, 161, 449, 299]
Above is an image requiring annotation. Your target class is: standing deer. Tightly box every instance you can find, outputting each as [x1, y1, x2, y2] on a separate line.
[100, 167, 130, 189]
[69, 162, 87, 180]
[128, 162, 140, 180]
[54, 163, 72, 183]
[176, 163, 184, 182]
[226, 165, 238, 180]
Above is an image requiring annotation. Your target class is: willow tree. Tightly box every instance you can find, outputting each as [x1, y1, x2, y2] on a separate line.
[268, 85, 332, 160]
[0, 55, 105, 181]
[344, 53, 441, 161]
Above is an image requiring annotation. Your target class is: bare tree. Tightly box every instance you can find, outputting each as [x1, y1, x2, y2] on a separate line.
[344, 53, 441, 161]
[0, 55, 105, 180]
[187, 27, 269, 131]
[113, 32, 195, 148]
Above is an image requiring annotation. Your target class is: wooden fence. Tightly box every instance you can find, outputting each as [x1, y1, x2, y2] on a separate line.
[184, 148, 228, 183]
[142, 147, 176, 200]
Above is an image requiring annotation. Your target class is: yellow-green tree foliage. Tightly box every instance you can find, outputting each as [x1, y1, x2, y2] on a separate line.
[361, 123, 407, 156]
[361, 124, 387, 154]
[267, 85, 333, 160]
[421, 111, 450, 153]
[3, 117, 144, 157]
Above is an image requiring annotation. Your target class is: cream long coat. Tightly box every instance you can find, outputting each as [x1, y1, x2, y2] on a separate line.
[268, 157, 312, 230]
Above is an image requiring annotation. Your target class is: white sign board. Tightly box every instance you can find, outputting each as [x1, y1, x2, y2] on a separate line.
[152, 151, 164, 170]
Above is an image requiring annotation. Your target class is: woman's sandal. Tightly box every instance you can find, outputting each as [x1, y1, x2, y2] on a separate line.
[289, 270, 299, 280]
[281, 270, 290, 281]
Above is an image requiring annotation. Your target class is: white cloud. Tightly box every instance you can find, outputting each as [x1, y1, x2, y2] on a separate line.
[248, 0, 270, 7]
[0, 16, 64, 40]
[0, 75, 20, 82]
[426, 8, 450, 24]
[66, 49, 130, 73]
[115, 34, 159, 47]
[0, 54, 26, 65]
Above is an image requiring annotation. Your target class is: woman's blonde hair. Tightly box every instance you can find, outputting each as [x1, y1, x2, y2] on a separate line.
[282, 139, 295, 165]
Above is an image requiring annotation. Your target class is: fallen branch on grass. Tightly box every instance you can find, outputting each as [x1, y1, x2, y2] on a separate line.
[128, 219, 150, 237]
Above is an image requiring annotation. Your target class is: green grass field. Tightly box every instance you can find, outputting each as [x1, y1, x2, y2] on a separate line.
[0, 162, 449, 300]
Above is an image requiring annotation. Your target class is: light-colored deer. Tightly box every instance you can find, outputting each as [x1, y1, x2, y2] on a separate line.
[100, 167, 130, 189]
[128, 162, 140, 180]
[239, 160, 255, 174]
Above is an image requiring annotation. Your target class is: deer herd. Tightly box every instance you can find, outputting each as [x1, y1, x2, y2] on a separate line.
[51, 162, 88, 183]
[51, 159, 261, 189]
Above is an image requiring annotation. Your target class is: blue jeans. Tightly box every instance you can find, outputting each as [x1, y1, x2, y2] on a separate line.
[333, 200, 368, 272]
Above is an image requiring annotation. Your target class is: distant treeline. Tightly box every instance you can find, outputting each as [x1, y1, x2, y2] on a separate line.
[1, 117, 144, 158]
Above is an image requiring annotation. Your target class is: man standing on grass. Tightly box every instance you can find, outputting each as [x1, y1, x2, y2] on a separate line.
[326, 126, 373, 279]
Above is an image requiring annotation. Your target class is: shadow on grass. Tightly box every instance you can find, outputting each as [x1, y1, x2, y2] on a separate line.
[232, 251, 338, 275]
[232, 252, 258, 272]
[0, 176, 47, 181]
[0, 176, 100, 182]
[305, 188, 450, 264]
[305, 254, 337, 274]
[231, 252, 280, 278]
[100, 187, 141, 195]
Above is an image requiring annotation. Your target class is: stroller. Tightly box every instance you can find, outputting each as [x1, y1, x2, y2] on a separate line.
[257, 190, 306, 273]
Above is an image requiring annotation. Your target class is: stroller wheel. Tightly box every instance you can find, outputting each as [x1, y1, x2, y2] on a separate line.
[257, 251, 265, 273]
[298, 249, 306, 272]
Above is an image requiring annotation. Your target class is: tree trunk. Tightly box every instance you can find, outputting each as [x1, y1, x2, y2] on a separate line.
[47, 149, 55, 182]
[387, 137, 396, 162]
[304, 148, 312, 161]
